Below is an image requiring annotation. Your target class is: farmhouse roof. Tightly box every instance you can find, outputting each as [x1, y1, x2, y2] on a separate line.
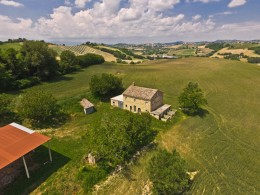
[0, 123, 50, 169]
[123, 84, 159, 100]
[80, 98, 94, 109]
[111, 94, 123, 102]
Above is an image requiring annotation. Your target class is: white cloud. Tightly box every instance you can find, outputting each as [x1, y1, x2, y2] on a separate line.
[0, 0, 23, 7]
[0, 15, 36, 40]
[192, 0, 219, 3]
[148, 0, 180, 11]
[209, 11, 235, 18]
[74, 0, 91, 8]
[228, 0, 246, 8]
[0, 0, 258, 43]
[64, 0, 72, 6]
[192, 14, 201, 20]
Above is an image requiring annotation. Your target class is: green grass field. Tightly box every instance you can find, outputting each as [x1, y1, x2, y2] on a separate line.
[0, 42, 23, 50]
[3, 57, 260, 194]
[168, 48, 196, 56]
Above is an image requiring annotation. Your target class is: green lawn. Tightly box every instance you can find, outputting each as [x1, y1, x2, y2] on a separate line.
[3, 57, 260, 194]
[0, 42, 23, 50]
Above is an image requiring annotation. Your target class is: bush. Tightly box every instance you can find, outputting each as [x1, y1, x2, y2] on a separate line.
[248, 57, 260, 64]
[59, 50, 79, 74]
[148, 149, 190, 195]
[0, 94, 11, 116]
[77, 53, 104, 67]
[86, 112, 153, 168]
[16, 77, 40, 89]
[16, 90, 60, 123]
[77, 166, 107, 192]
[99, 48, 126, 59]
[89, 73, 123, 99]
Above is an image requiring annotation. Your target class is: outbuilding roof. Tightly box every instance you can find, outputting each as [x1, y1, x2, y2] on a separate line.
[0, 123, 50, 169]
[123, 85, 159, 100]
[111, 94, 123, 102]
[80, 98, 94, 109]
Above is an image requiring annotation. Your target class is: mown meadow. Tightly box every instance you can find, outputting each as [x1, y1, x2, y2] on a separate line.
[2, 57, 260, 194]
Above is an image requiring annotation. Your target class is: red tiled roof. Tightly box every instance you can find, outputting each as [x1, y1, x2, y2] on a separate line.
[0, 123, 50, 169]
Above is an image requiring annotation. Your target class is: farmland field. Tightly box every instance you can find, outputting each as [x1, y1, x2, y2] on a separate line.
[3, 58, 260, 194]
[168, 48, 196, 56]
[212, 47, 260, 60]
[49, 45, 116, 62]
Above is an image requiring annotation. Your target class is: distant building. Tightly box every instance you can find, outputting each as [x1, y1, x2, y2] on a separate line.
[111, 83, 175, 121]
[80, 99, 95, 114]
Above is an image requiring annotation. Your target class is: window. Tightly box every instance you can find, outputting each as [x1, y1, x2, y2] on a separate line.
[134, 106, 136, 112]
[125, 105, 127, 107]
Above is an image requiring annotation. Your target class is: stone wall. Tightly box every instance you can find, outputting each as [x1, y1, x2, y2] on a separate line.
[151, 91, 163, 111]
[123, 96, 151, 113]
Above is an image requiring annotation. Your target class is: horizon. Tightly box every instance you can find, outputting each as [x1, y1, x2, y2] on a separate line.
[0, 0, 260, 44]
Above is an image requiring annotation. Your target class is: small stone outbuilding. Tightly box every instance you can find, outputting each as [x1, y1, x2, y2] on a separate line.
[80, 98, 95, 114]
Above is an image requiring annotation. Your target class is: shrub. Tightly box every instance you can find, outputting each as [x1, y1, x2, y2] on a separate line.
[148, 149, 190, 194]
[89, 73, 123, 99]
[77, 166, 107, 192]
[77, 53, 104, 67]
[16, 90, 60, 123]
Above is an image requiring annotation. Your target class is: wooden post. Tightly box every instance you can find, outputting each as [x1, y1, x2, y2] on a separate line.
[22, 156, 30, 179]
[48, 142, 52, 162]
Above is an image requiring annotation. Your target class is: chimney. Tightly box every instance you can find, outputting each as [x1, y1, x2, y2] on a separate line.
[132, 82, 135, 86]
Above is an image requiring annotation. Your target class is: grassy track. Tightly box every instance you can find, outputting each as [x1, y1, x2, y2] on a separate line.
[3, 57, 260, 194]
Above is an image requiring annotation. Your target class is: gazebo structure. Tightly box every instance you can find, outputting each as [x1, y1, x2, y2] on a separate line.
[0, 123, 52, 178]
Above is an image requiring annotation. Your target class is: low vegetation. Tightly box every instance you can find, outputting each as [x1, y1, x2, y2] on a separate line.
[16, 90, 61, 125]
[148, 149, 190, 194]
[89, 73, 123, 99]
[178, 82, 207, 115]
[0, 41, 105, 92]
[1, 57, 259, 195]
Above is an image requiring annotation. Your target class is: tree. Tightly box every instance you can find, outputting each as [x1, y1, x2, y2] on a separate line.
[20, 41, 59, 80]
[87, 115, 131, 167]
[16, 90, 60, 123]
[89, 73, 123, 99]
[86, 112, 153, 168]
[59, 50, 79, 74]
[0, 94, 11, 116]
[148, 149, 190, 195]
[178, 82, 207, 115]
[0, 63, 15, 92]
[77, 53, 104, 67]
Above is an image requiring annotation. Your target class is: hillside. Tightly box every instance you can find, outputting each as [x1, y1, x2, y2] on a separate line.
[49, 45, 117, 62]
[3, 57, 260, 194]
[211, 47, 260, 62]
[0, 42, 23, 50]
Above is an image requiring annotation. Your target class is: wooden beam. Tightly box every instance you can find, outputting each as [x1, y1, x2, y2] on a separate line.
[22, 156, 30, 179]
[48, 142, 52, 162]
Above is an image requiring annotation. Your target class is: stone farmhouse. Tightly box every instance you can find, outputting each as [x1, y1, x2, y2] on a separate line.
[111, 83, 176, 121]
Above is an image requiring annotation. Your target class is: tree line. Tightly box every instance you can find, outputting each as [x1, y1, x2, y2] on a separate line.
[0, 41, 104, 92]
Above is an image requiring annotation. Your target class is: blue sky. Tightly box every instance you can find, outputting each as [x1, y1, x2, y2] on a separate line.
[0, 0, 259, 44]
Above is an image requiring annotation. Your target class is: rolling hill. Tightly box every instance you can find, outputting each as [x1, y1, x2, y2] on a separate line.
[3, 57, 259, 194]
